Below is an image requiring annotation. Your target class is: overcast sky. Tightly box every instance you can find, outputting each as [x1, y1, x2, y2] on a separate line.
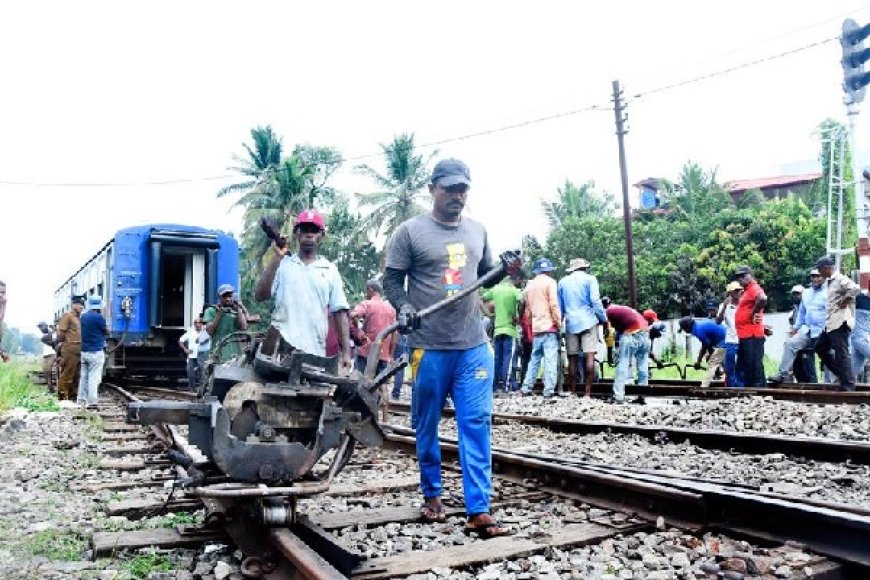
[3, 1, 870, 330]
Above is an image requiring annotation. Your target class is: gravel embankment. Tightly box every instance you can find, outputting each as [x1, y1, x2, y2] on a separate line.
[389, 411, 870, 508]
[491, 396, 870, 441]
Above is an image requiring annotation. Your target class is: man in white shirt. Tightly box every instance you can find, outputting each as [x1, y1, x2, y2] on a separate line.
[715, 281, 743, 388]
[179, 318, 210, 391]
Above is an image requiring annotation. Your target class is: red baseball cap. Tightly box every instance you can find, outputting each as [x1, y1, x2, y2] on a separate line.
[294, 209, 326, 231]
[642, 309, 658, 322]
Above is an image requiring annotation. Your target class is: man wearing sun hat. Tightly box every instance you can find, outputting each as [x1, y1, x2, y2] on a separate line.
[557, 257, 606, 396]
[715, 281, 744, 388]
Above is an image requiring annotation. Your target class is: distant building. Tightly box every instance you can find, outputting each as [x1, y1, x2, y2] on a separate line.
[725, 173, 822, 202]
[633, 177, 664, 209]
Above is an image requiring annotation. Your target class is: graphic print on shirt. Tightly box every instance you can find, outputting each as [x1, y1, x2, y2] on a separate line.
[441, 242, 467, 296]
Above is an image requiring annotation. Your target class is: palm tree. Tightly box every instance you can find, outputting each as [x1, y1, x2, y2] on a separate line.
[540, 180, 616, 228]
[354, 133, 435, 244]
[217, 125, 283, 198]
[236, 155, 317, 269]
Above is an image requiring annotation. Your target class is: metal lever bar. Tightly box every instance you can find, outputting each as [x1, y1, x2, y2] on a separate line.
[364, 264, 507, 379]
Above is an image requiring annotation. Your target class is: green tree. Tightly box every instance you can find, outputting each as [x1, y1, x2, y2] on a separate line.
[354, 133, 434, 247]
[217, 125, 283, 198]
[218, 127, 345, 322]
[319, 196, 380, 302]
[539, 163, 828, 319]
[540, 180, 616, 228]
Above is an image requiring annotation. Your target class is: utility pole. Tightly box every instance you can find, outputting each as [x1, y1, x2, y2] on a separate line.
[612, 80, 637, 308]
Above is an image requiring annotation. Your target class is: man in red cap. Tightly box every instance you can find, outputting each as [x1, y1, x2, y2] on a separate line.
[255, 209, 352, 371]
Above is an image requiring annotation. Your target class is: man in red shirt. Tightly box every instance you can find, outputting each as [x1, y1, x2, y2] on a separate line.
[603, 298, 650, 403]
[350, 280, 396, 375]
[733, 265, 768, 388]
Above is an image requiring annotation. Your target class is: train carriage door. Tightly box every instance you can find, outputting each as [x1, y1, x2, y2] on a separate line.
[161, 252, 187, 327]
[160, 249, 206, 328]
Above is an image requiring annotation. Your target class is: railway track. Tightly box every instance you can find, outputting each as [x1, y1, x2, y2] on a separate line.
[580, 379, 870, 404]
[388, 402, 870, 465]
[65, 383, 866, 578]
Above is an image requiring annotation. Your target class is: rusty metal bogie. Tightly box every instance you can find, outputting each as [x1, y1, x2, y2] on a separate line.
[127, 338, 399, 491]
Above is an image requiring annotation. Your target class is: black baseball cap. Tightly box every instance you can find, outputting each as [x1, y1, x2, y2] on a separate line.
[733, 265, 752, 278]
[431, 158, 471, 187]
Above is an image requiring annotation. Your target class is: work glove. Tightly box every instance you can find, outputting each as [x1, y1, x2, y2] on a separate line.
[499, 250, 523, 277]
[397, 303, 421, 335]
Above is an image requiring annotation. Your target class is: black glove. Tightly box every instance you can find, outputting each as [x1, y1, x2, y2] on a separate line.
[397, 303, 421, 335]
[656, 360, 664, 369]
[499, 250, 523, 276]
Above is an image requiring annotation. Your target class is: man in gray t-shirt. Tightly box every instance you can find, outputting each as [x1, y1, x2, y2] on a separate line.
[384, 158, 512, 539]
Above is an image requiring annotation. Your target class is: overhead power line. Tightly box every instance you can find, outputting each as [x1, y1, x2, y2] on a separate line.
[631, 36, 838, 100]
[0, 36, 839, 188]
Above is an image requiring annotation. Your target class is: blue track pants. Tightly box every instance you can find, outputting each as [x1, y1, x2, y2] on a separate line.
[411, 343, 494, 515]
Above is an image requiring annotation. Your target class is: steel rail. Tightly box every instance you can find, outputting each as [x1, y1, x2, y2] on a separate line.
[383, 425, 870, 568]
[388, 402, 870, 465]
[583, 380, 870, 404]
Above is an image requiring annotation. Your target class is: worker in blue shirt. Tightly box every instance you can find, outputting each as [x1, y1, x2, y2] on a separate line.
[679, 316, 726, 388]
[769, 270, 826, 384]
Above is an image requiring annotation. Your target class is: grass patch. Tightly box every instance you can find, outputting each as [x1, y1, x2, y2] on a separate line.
[0, 360, 59, 413]
[24, 529, 86, 560]
[120, 549, 172, 578]
[78, 452, 101, 469]
[146, 511, 199, 528]
[74, 410, 104, 439]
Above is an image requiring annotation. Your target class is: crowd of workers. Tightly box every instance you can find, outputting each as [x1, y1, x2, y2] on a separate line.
[5, 157, 869, 542]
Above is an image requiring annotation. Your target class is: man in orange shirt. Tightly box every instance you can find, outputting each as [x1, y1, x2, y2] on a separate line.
[733, 265, 768, 388]
[519, 258, 562, 398]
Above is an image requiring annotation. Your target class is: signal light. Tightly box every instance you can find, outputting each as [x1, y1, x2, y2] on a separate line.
[841, 18, 870, 104]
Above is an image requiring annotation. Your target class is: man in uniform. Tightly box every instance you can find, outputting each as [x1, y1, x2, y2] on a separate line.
[38, 322, 58, 391]
[384, 158, 519, 538]
[57, 296, 85, 400]
[203, 284, 248, 363]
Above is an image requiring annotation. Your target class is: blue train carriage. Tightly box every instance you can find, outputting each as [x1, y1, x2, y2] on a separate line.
[54, 224, 239, 381]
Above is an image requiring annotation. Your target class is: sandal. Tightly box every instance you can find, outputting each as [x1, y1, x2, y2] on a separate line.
[464, 516, 513, 539]
[420, 501, 447, 523]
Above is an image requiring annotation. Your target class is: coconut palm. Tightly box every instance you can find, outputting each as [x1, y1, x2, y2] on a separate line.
[540, 180, 616, 228]
[354, 133, 435, 244]
[217, 125, 283, 198]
